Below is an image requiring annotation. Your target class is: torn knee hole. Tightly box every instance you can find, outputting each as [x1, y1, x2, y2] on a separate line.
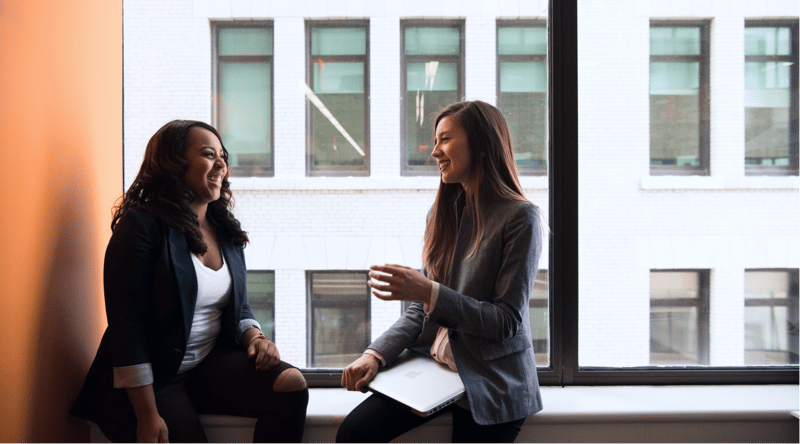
[273, 368, 307, 392]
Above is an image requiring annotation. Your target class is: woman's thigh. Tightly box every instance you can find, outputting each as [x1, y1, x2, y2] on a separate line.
[186, 344, 296, 417]
[335, 393, 445, 443]
[451, 407, 525, 443]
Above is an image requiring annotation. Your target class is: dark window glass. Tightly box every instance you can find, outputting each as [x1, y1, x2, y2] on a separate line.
[649, 24, 709, 175]
[215, 25, 273, 176]
[307, 23, 369, 176]
[497, 22, 547, 174]
[745, 270, 799, 365]
[650, 270, 709, 365]
[308, 271, 370, 368]
[402, 22, 463, 174]
[247, 271, 275, 341]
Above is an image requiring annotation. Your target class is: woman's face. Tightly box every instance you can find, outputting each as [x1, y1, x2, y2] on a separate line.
[183, 127, 227, 206]
[432, 116, 473, 187]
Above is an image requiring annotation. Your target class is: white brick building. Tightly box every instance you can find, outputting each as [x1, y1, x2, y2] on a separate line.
[123, 0, 798, 369]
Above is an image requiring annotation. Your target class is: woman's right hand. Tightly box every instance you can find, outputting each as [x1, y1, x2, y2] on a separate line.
[136, 413, 169, 443]
[341, 353, 380, 392]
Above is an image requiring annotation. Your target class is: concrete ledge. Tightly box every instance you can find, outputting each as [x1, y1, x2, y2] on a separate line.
[90, 385, 799, 443]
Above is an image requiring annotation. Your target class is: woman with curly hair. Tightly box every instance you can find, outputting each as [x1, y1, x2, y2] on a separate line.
[337, 101, 545, 443]
[71, 120, 308, 443]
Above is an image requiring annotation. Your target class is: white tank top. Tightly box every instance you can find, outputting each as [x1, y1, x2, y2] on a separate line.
[178, 253, 232, 373]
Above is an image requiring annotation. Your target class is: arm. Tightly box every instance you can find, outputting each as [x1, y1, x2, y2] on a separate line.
[429, 204, 542, 341]
[126, 385, 169, 443]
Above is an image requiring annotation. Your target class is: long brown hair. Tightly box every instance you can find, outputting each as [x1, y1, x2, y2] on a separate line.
[423, 101, 532, 283]
[112, 120, 248, 253]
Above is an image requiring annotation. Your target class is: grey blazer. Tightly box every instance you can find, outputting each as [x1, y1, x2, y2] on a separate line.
[369, 197, 543, 425]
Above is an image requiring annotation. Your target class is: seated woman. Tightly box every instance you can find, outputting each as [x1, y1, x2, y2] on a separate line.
[337, 101, 545, 443]
[71, 120, 308, 443]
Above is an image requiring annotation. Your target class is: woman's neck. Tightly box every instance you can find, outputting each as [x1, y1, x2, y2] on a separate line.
[192, 202, 208, 228]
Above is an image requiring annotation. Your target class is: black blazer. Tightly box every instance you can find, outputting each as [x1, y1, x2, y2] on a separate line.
[71, 209, 255, 441]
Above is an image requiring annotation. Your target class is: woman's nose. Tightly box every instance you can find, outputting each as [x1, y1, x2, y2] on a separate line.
[431, 145, 441, 159]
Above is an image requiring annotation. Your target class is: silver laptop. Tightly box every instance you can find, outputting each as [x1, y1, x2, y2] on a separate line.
[367, 349, 465, 416]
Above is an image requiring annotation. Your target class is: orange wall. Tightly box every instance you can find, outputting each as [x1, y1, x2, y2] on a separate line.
[0, 0, 122, 441]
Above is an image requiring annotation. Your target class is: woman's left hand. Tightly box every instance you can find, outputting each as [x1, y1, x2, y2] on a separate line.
[368, 264, 432, 304]
[247, 335, 281, 371]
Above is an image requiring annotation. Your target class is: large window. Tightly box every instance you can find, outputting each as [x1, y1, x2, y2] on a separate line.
[497, 21, 548, 175]
[744, 21, 799, 175]
[246, 271, 275, 341]
[530, 269, 549, 367]
[650, 270, 710, 365]
[745, 269, 799, 365]
[306, 21, 369, 176]
[214, 24, 274, 177]
[649, 22, 710, 175]
[401, 20, 464, 175]
[307, 271, 371, 368]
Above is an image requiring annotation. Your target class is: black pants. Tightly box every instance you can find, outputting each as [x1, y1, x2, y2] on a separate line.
[335, 393, 525, 443]
[156, 345, 308, 443]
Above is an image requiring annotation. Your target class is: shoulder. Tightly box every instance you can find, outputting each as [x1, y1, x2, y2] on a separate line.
[490, 200, 540, 225]
[111, 207, 165, 244]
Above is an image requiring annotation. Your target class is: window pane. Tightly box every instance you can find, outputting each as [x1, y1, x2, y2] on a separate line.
[219, 62, 272, 170]
[311, 28, 366, 55]
[744, 270, 799, 365]
[650, 27, 701, 55]
[309, 272, 370, 368]
[744, 27, 791, 56]
[500, 62, 547, 168]
[498, 27, 546, 55]
[530, 270, 549, 366]
[404, 27, 460, 55]
[650, 62, 700, 166]
[247, 271, 275, 341]
[650, 271, 707, 365]
[405, 62, 458, 167]
[219, 28, 272, 56]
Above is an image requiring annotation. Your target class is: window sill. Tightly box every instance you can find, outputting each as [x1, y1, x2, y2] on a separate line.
[641, 175, 799, 190]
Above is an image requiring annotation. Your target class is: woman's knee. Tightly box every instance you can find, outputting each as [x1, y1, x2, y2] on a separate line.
[273, 367, 307, 392]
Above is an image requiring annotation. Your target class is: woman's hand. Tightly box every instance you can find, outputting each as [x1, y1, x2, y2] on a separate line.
[136, 413, 169, 443]
[368, 264, 433, 304]
[246, 333, 281, 371]
[341, 354, 380, 392]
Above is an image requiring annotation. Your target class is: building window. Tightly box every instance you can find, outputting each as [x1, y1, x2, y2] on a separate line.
[650, 270, 710, 365]
[213, 24, 274, 177]
[247, 271, 275, 341]
[744, 21, 799, 175]
[530, 269, 549, 367]
[306, 21, 369, 176]
[745, 269, 799, 365]
[401, 20, 464, 175]
[497, 20, 548, 175]
[649, 22, 710, 175]
[307, 271, 370, 368]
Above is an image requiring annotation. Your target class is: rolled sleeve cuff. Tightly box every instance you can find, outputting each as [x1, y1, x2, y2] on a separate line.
[113, 363, 154, 389]
[424, 282, 440, 318]
[364, 349, 386, 367]
[238, 319, 262, 342]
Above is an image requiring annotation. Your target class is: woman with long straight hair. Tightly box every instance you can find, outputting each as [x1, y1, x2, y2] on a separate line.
[337, 101, 544, 443]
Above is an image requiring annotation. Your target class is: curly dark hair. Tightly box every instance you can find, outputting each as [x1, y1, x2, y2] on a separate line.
[112, 120, 248, 253]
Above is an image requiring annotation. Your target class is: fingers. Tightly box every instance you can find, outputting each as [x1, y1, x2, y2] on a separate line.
[252, 340, 281, 371]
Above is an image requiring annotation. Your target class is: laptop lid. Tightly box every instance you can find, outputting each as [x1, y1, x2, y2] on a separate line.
[367, 349, 465, 417]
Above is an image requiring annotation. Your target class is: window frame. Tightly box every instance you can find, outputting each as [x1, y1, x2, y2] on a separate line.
[211, 21, 275, 177]
[649, 269, 710, 366]
[305, 20, 371, 177]
[743, 19, 799, 176]
[305, 270, 371, 369]
[300, 0, 799, 387]
[246, 270, 276, 341]
[400, 19, 465, 176]
[744, 268, 800, 365]
[648, 20, 711, 176]
[496, 18, 548, 176]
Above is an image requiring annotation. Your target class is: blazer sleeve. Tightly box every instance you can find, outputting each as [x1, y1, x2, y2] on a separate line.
[367, 301, 428, 365]
[428, 203, 542, 341]
[235, 246, 261, 344]
[104, 210, 162, 388]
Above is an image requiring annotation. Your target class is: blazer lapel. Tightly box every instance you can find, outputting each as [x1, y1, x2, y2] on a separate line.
[218, 230, 244, 332]
[167, 227, 197, 342]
